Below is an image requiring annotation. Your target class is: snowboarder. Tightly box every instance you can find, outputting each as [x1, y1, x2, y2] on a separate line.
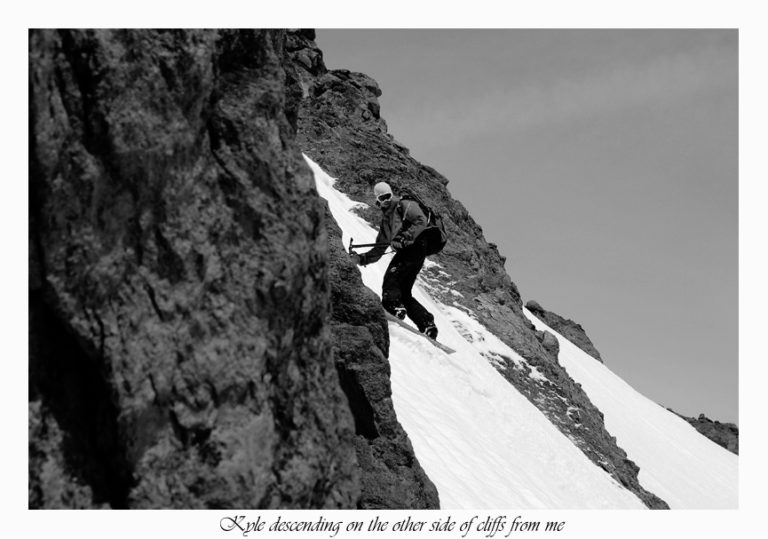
[350, 181, 441, 340]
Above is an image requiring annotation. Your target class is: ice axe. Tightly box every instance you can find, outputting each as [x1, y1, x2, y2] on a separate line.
[348, 237, 389, 254]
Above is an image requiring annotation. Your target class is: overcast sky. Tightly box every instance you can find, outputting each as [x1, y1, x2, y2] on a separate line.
[316, 29, 738, 424]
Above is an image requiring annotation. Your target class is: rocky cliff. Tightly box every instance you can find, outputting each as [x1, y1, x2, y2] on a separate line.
[29, 29, 435, 509]
[289, 31, 667, 509]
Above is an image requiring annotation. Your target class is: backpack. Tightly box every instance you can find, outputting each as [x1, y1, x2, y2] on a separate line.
[398, 186, 448, 256]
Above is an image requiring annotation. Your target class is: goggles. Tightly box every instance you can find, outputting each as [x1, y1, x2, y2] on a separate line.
[376, 193, 392, 204]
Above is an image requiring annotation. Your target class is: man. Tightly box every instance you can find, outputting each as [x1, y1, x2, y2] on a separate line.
[350, 182, 439, 340]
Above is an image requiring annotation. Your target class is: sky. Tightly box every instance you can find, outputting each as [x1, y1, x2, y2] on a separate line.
[316, 29, 738, 424]
[310, 152, 737, 508]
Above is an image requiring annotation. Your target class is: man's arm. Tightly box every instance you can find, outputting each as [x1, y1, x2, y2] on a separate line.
[358, 227, 388, 266]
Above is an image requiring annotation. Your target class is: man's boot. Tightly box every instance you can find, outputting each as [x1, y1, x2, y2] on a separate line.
[423, 323, 438, 340]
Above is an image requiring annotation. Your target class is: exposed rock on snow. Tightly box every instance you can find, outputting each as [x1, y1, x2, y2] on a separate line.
[526, 300, 604, 363]
[527, 309, 738, 508]
[670, 411, 739, 455]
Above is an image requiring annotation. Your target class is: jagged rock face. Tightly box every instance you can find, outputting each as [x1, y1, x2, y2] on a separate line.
[672, 412, 739, 455]
[29, 29, 364, 508]
[290, 31, 668, 509]
[526, 301, 604, 363]
[285, 29, 327, 98]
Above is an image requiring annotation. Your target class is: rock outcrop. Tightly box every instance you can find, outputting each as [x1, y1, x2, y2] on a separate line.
[289, 31, 667, 509]
[29, 29, 434, 509]
[525, 300, 604, 363]
[670, 411, 739, 455]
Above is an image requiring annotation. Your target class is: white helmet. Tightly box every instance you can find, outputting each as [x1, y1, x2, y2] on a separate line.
[373, 182, 392, 199]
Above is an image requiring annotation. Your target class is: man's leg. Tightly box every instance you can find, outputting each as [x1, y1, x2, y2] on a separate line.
[397, 242, 435, 332]
[382, 252, 406, 317]
[382, 249, 430, 326]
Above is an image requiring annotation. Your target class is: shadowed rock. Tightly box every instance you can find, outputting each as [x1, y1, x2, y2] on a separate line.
[29, 29, 359, 509]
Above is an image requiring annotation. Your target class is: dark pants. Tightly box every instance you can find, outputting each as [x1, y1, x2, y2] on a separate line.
[381, 234, 436, 332]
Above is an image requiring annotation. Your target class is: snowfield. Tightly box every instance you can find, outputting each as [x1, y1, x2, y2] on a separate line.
[307, 155, 737, 509]
[525, 309, 738, 508]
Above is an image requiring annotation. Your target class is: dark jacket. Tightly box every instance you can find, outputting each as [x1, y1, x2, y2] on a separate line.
[359, 196, 427, 266]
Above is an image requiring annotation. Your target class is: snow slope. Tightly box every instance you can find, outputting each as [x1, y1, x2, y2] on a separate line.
[308, 155, 646, 509]
[525, 309, 738, 508]
[309, 155, 738, 509]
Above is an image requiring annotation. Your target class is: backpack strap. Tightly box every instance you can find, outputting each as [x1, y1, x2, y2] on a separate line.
[395, 199, 404, 220]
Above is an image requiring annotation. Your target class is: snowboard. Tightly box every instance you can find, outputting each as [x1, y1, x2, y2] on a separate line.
[385, 312, 456, 355]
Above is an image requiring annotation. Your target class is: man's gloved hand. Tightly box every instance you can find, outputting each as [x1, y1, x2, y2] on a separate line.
[350, 252, 363, 265]
[392, 232, 410, 250]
